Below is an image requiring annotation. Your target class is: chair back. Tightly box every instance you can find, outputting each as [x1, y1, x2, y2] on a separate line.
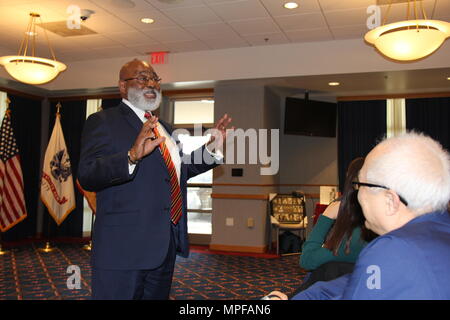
[270, 193, 306, 224]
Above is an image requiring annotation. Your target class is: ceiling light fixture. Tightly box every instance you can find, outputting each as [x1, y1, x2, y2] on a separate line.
[328, 82, 340, 86]
[141, 18, 155, 24]
[365, 0, 450, 61]
[283, 2, 299, 9]
[0, 13, 66, 85]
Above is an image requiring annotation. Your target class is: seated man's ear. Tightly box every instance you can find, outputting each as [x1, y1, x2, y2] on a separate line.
[385, 190, 401, 216]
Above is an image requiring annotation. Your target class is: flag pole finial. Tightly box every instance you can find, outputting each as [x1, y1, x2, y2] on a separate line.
[56, 102, 62, 116]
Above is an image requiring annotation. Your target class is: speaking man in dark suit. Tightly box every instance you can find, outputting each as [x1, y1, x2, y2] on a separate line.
[78, 59, 232, 299]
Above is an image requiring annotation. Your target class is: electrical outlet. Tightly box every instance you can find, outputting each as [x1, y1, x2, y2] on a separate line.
[226, 217, 234, 226]
[247, 217, 254, 228]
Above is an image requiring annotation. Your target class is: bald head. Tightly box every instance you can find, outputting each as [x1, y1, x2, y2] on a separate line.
[119, 59, 153, 81]
[362, 132, 450, 215]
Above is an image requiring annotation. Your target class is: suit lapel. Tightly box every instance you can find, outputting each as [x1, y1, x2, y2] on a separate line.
[119, 102, 142, 133]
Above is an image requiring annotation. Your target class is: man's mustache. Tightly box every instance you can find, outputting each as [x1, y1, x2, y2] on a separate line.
[142, 88, 159, 96]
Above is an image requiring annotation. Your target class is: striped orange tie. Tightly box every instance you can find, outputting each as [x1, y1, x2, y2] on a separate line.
[145, 112, 182, 224]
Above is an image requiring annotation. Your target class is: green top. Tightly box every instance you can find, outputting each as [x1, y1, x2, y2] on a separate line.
[300, 215, 367, 271]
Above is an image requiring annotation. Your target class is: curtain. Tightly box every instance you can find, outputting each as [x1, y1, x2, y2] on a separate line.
[406, 97, 450, 152]
[337, 100, 387, 191]
[42, 100, 86, 238]
[100, 97, 121, 110]
[2, 94, 43, 241]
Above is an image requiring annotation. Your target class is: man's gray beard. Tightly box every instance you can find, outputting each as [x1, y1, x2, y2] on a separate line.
[127, 87, 162, 112]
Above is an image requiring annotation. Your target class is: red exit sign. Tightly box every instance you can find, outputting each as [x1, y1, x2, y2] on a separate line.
[150, 51, 168, 64]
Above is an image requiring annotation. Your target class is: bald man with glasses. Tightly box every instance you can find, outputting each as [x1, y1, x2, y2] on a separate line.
[267, 132, 450, 300]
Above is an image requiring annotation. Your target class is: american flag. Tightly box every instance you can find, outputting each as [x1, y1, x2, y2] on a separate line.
[0, 107, 27, 231]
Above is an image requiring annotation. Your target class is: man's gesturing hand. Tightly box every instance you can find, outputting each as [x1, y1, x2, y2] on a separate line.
[129, 115, 165, 163]
[207, 113, 233, 150]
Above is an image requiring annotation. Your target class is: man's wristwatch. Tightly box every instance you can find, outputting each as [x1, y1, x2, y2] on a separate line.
[128, 150, 139, 165]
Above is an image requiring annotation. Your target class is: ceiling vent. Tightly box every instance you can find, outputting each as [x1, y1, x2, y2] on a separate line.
[37, 21, 97, 37]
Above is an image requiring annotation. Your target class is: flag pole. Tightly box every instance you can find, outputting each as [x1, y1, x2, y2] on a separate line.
[39, 103, 62, 253]
[39, 215, 55, 253]
[0, 98, 11, 255]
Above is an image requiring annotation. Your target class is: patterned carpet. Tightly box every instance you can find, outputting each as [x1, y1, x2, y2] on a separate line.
[0, 243, 307, 300]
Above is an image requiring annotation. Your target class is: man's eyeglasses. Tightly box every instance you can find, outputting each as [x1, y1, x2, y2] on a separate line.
[123, 75, 162, 84]
[352, 182, 408, 206]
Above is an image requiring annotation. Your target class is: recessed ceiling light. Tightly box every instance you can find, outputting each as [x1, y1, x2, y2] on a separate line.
[141, 18, 155, 24]
[447, 77, 450, 80]
[328, 82, 340, 86]
[284, 2, 299, 9]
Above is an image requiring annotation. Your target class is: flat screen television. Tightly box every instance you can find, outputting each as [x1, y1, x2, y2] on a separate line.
[284, 97, 337, 137]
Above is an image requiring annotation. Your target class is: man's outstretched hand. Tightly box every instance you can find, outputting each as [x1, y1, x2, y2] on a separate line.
[207, 113, 233, 150]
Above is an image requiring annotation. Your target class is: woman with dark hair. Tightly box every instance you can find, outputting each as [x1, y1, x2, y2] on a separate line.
[292, 157, 376, 295]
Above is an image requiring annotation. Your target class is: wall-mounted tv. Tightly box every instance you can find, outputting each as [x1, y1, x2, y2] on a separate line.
[284, 97, 337, 137]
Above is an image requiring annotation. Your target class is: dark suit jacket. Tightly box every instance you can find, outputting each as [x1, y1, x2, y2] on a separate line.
[78, 102, 219, 270]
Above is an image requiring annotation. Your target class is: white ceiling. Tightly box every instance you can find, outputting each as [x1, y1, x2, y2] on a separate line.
[0, 0, 448, 62]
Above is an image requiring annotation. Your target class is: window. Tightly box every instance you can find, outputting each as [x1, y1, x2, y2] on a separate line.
[173, 99, 214, 235]
[386, 98, 406, 138]
[174, 99, 214, 125]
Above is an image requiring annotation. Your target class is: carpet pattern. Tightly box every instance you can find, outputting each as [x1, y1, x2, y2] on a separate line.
[0, 243, 307, 300]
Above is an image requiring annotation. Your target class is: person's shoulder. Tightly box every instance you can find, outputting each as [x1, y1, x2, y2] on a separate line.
[328, 200, 341, 208]
[357, 212, 449, 263]
[87, 104, 124, 122]
[386, 210, 450, 244]
[358, 232, 406, 258]
[344, 211, 450, 299]
[319, 200, 340, 220]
